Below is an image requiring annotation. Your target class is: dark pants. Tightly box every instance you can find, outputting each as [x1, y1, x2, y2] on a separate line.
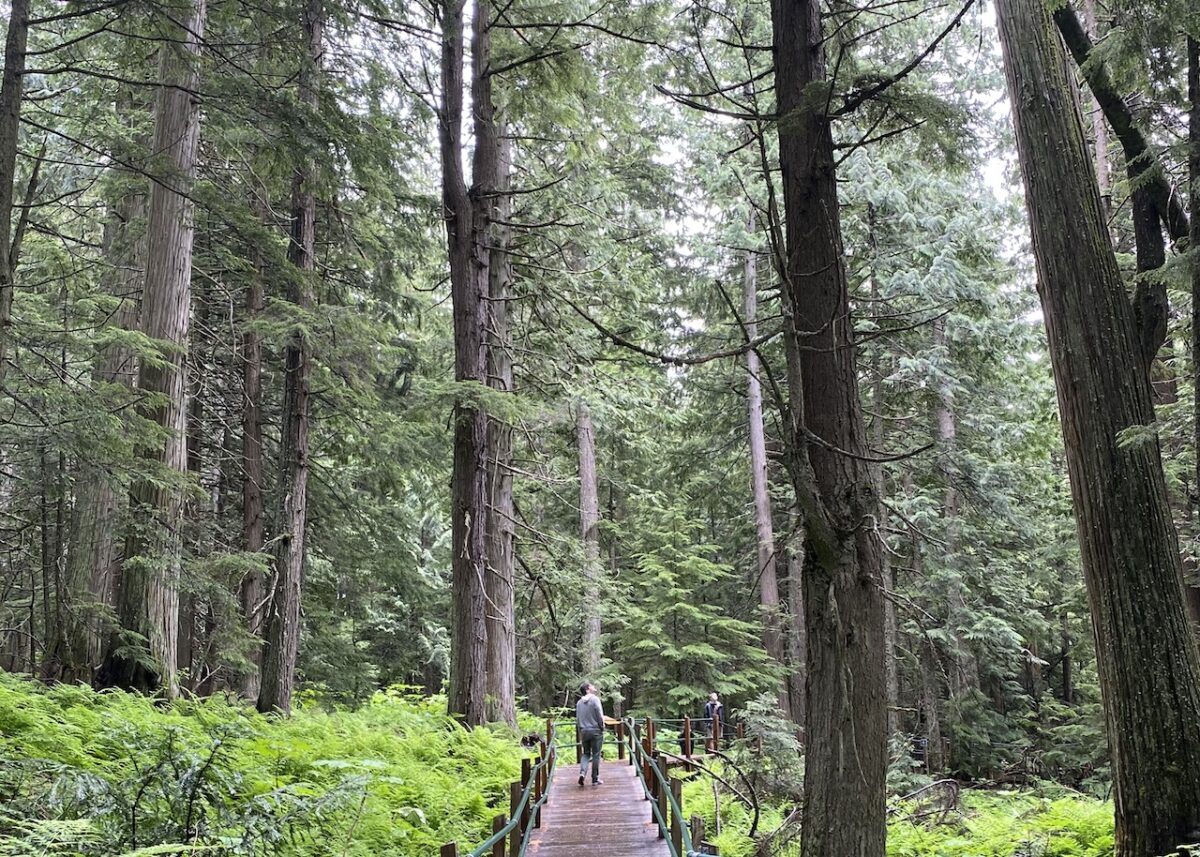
[579, 730, 602, 782]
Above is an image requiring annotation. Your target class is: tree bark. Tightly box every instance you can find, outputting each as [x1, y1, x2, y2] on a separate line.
[0, 0, 29, 388]
[96, 0, 206, 696]
[771, 0, 887, 853]
[484, 133, 516, 726]
[578, 400, 602, 676]
[744, 213, 785, 708]
[441, 0, 498, 726]
[258, 0, 323, 715]
[997, 2, 1200, 852]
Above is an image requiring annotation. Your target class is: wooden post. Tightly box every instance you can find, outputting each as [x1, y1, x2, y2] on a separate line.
[713, 715, 720, 752]
[441, 845, 458, 857]
[691, 815, 706, 849]
[535, 758, 545, 824]
[508, 782, 521, 857]
[492, 815, 507, 857]
[683, 716, 692, 758]
[545, 717, 552, 746]
[576, 729, 582, 764]
[737, 721, 745, 740]
[655, 759, 668, 839]
[670, 778, 683, 857]
[519, 759, 531, 840]
[616, 721, 626, 759]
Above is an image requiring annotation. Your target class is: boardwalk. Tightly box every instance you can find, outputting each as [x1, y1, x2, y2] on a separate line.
[527, 757, 671, 857]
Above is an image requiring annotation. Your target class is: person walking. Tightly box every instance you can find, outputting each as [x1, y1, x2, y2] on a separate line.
[703, 692, 724, 740]
[576, 682, 605, 786]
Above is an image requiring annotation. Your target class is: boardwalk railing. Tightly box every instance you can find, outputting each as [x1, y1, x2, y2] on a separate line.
[439, 721, 557, 857]
[622, 716, 720, 857]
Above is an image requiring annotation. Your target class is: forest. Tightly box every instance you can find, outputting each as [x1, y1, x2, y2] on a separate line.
[0, 0, 1199, 853]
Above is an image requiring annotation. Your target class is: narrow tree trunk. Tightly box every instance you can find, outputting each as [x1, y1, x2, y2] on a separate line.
[239, 195, 267, 700]
[772, 0, 887, 852]
[0, 0, 29, 387]
[785, 511, 807, 733]
[997, 3, 1200, 852]
[578, 401, 602, 676]
[60, 187, 145, 681]
[934, 318, 979, 697]
[97, 0, 207, 696]
[1189, 38, 1200, 632]
[484, 133, 516, 726]
[744, 213, 785, 709]
[258, 0, 322, 714]
[1081, 0, 1109, 218]
[441, 0, 497, 725]
[866, 206, 899, 738]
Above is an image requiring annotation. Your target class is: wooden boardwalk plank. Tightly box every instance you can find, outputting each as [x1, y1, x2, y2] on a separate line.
[527, 757, 671, 857]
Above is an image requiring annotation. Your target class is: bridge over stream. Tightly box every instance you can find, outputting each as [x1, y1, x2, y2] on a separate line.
[439, 716, 744, 857]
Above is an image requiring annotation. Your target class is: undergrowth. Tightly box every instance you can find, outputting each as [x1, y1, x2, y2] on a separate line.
[0, 674, 526, 856]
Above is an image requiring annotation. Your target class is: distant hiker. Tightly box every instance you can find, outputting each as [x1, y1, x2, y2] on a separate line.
[576, 682, 605, 786]
[703, 692, 724, 738]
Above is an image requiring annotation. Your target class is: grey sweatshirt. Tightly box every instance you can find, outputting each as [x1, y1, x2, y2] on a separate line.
[575, 693, 605, 734]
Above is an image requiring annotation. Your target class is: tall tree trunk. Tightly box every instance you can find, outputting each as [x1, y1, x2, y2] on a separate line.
[784, 511, 806, 733]
[771, 0, 887, 853]
[744, 213, 785, 710]
[1081, 0, 1109, 219]
[239, 195, 267, 700]
[866, 205, 899, 738]
[441, 0, 498, 725]
[258, 0, 322, 714]
[996, 3, 1200, 852]
[578, 401, 602, 676]
[60, 187, 145, 681]
[934, 318, 978, 697]
[1054, 4, 1181, 373]
[0, 0, 29, 388]
[484, 134, 516, 725]
[97, 0, 207, 696]
[1188, 37, 1200, 632]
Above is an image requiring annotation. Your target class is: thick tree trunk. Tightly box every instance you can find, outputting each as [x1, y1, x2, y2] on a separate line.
[441, 0, 498, 725]
[96, 1, 206, 696]
[239, 196, 267, 700]
[258, 0, 322, 715]
[997, 3, 1200, 853]
[578, 401, 602, 676]
[484, 134, 516, 726]
[744, 216, 785, 708]
[0, 0, 29, 388]
[772, 0, 887, 853]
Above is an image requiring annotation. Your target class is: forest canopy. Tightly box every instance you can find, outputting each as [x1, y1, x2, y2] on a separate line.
[1, 0, 1199, 854]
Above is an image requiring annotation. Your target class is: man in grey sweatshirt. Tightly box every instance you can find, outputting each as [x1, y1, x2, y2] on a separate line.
[575, 682, 605, 786]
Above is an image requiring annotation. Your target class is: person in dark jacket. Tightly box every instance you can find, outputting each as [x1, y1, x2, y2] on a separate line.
[703, 692, 724, 738]
[575, 682, 605, 786]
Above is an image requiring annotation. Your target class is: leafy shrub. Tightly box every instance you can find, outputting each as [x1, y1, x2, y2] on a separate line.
[0, 674, 527, 855]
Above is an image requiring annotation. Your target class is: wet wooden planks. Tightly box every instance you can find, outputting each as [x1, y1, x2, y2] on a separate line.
[526, 758, 671, 857]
